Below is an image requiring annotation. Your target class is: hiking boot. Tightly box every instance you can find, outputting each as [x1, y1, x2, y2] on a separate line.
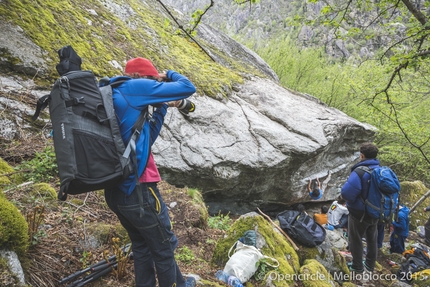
[347, 262, 364, 273]
[185, 276, 196, 287]
[363, 261, 373, 272]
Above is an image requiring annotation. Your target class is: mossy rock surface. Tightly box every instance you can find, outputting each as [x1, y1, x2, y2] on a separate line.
[0, 196, 29, 258]
[411, 270, 430, 286]
[0, 0, 261, 98]
[212, 213, 299, 287]
[0, 158, 15, 186]
[299, 259, 334, 287]
[401, 181, 430, 230]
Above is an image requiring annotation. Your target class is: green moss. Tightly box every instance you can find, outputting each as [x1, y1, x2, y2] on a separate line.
[0, 0, 260, 98]
[297, 246, 321, 265]
[374, 261, 383, 272]
[333, 249, 349, 275]
[0, 158, 15, 186]
[188, 188, 208, 229]
[70, 198, 84, 206]
[198, 278, 223, 286]
[0, 48, 21, 66]
[299, 259, 333, 287]
[412, 270, 430, 286]
[401, 181, 429, 230]
[29, 183, 56, 200]
[0, 196, 29, 258]
[113, 223, 130, 243]
[86, 223, 113, 245]
[211, 214, 299, 287]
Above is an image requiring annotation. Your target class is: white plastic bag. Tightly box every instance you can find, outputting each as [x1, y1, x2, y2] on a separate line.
[223, 241, 279, 283]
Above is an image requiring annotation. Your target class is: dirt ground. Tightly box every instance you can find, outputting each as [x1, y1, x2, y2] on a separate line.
[5, 180, 227, 287]
[1, 137, 229, 287]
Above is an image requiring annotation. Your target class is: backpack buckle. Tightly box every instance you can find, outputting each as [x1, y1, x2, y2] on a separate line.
[73, 97, 85, 105]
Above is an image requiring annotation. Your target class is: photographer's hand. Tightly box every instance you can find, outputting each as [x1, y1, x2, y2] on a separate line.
[167, 100, 181, 108]
[158, 72, 168, 81]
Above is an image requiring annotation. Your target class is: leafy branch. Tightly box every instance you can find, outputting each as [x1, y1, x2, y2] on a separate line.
[317, 0, 430, 167]
[155, 0, 216, 62]
[187, 1, 214, 36]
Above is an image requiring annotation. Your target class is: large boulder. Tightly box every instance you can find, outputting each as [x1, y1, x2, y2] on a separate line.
[154, 77, 375, 214]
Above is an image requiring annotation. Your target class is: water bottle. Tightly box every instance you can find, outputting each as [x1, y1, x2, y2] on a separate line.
[215, 271, 243, 287]
[228, 276, 244, 287]
[215, 270, 229, 283]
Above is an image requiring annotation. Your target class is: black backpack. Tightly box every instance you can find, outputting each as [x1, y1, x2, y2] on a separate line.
[32, 46, 147, 200]
[396, 246, 430, 283]
[277, 210, 326, 247]
[55, 45, 82, 76]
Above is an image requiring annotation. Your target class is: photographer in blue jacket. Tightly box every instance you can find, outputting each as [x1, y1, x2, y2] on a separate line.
[104, 57, 196, 287]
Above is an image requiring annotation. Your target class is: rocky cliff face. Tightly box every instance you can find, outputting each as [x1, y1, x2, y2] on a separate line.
[163, 0, 408, 60]
[0, 0, 376, 215]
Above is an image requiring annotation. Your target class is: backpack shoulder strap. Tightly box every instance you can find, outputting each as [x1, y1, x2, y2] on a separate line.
[104, 77, 150, 218]
[32, 94, 51, 121]
[354, 165, 373, 178]
[354, 166, 373, 222]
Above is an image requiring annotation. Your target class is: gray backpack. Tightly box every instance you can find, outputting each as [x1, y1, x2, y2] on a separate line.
[33, 70, 146, 200]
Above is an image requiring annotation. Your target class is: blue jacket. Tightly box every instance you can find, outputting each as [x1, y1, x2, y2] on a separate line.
[310, 189, 323, 200]
[341, 158, 380, 214]
[392, 205, 409, 237]
[109, 70, 196, 195]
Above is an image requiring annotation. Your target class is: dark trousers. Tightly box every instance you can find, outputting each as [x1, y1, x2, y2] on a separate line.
[377, 223, 384, 249]
[105, 183, 185, 287]
[334, 214, 348, 229]
[348, 214, 378, 271]
[390, 232, 406, 254]
[425, 217, 430, 244]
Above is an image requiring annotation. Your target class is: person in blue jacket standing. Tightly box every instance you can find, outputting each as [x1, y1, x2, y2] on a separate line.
[390, 205, 410, 254]
[104, 57, 196, 287]
[341, 142, 380, 273]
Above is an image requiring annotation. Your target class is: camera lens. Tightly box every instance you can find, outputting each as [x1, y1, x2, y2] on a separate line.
[178, 99, 195, 114]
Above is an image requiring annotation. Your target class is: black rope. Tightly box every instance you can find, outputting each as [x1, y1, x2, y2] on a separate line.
[155, 0, 216, 62]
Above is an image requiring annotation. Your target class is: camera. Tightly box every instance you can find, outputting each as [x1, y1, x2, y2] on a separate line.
[177, 99, 195, 115]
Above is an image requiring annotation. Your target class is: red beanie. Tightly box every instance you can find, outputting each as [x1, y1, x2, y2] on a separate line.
[124, 57, 159, 77]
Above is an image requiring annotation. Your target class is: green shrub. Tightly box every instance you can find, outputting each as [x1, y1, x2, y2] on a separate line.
[208, 212, 232, 230]
[175, 246, 195, 265]
[17, 146, 58, 182]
